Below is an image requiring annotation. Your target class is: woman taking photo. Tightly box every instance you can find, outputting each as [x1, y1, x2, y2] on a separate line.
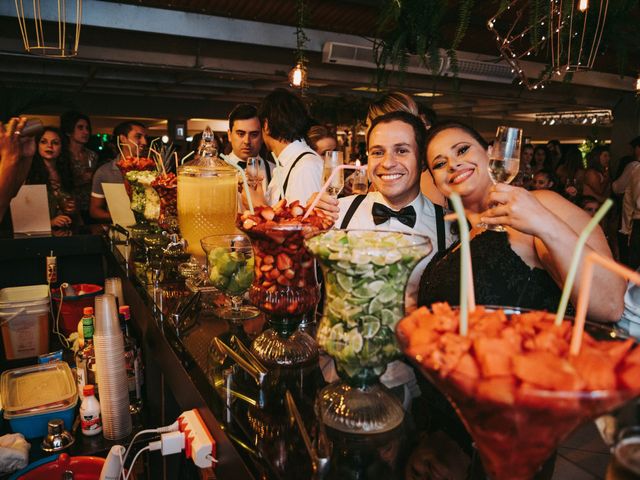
[418, 122, 624, 323]
[25, 127, 77, 228]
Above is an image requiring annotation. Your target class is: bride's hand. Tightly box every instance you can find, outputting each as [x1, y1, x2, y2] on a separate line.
[480, 183, 555, 236]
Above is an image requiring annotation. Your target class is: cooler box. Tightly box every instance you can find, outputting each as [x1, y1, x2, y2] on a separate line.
[51, 283, 103, 335]
[0, 285, 50, 360]
[1, 362, 78, 439]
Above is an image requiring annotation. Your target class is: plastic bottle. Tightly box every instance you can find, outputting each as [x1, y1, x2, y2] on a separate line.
[76, 307, 95, 399]
[80, 384, 102, 436]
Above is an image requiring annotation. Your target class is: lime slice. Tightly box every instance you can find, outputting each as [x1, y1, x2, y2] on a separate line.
[336, 272, 353, 292]
[348, 329, 364, 353]
[380, 309, 396, 326]
[360, 316, 381, 339]
[368, 296, 384, 315]
[377, 285, 397, 304]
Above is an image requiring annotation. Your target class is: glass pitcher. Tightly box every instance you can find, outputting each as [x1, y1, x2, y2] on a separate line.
[177, 127, 238, 257]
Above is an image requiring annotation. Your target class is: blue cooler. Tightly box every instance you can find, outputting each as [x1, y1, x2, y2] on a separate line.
[1, 362, 78, 439]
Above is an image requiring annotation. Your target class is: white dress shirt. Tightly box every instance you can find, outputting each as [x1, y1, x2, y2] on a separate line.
[265, 140, 323, 206]
[226, 151, 273, 193]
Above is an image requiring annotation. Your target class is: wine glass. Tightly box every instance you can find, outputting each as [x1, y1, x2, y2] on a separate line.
[485, 126, 522, 232]
[201, 234, 260, 321]
[323, 151, 344, 198]
[351, 166, 368, 195]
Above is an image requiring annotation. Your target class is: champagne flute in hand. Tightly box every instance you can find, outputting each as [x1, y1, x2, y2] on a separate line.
[483, 126, 522, 232]
[323, 151, 344, 198]
[246, 157, 261, 189]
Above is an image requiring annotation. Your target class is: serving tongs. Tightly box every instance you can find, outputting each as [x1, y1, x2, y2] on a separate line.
[212, 336, 269, 387]
[285, 390, 331, 479]
[169, 290, 200, 337]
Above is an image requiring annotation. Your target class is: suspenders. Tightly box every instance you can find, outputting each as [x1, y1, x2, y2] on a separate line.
[340, 195, 447, 252]
[282, 152, 313, 197]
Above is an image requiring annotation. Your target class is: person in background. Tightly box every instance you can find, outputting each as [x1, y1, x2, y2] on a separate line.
[583, 145, 611, 203]
[555, 145, 584, 200]
[0, 117, 35, 223]
[532, 145, 551, 172]
[306, 124, 338, 157]
[579, 195, 601, 217]
[227, 103, 274, 193]
[60, 111, 98, 224]
[531, 169, 556, 191]
[24, 127, 77, 228]
[546, 139, 563, 171]
[90, 121, 147, 222]
[612, 137, 640, 267]
[365, 91, 445, 207]
[256, 88, 322, 206]
[513, 143, 535, 190]
[419, 121, 624, 323]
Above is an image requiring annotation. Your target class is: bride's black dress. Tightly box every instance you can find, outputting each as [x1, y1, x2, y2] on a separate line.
[418, 230, 562, 311]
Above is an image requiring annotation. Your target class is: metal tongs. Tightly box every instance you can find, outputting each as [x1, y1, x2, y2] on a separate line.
[212, 336, 269, 387]
[285, 390, 331, 479]
[169, 290, 200, 336]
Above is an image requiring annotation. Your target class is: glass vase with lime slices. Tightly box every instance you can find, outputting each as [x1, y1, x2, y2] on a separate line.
[306, 230, 432, 434]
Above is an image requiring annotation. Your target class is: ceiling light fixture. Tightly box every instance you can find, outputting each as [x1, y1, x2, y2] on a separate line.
[290, 0, 309, 93]
[14, 0, 82, 57]
[414, 92, 444, 98]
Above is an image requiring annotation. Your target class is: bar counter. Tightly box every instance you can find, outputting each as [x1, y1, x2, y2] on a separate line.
[0, 228, 619, 479]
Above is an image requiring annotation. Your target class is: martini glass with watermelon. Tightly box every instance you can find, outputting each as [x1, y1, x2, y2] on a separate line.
[306, 230, 432, 434]
[397, 304, 640, 480]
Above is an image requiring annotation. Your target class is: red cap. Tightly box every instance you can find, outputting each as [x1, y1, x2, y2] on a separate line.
[119, 305, 130, 319]
[82, 384, 95, 396]
[83, 307, 94, 315]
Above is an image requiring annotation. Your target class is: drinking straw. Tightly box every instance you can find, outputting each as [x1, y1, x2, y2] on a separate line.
[116, 137, 127, 160]
[554, 199, 612, 326]
[270, 152, 286, 201]
[302, 164, 366, 220]
[220, 153, 254, 214]
[448, 193, 475, 336]
[174, 152, 179, 172]
[570, 252, 640, 355]
[149, 148, 165, 174]
[180, 151, 194, 165]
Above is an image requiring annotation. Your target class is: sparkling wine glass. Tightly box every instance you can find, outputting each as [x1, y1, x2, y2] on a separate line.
[246, 157, 261, 189]
[323, 151, 344, 198]
[483, 126, 522, 232]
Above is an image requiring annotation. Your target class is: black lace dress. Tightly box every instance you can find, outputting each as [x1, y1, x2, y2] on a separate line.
[418, 230, 563, 312]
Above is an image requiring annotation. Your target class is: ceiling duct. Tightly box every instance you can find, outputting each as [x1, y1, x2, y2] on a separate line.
[322, 42, 515, 84]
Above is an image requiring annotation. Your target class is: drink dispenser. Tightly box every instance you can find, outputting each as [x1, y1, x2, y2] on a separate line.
[177, 127, 238, 256]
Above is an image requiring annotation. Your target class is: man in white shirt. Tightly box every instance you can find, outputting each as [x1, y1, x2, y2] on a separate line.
[319, 111, 455, 394]
[257, 88, 323, 206]
[612, 136, 640, 267]
[226, 104, 274, 193]
[336, 111, 455, 265]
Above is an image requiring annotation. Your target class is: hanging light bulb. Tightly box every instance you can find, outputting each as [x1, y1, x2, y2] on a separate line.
[578, 0, 589, 12]
[636, 74, 640, 94]
[288, 62, 307, 88]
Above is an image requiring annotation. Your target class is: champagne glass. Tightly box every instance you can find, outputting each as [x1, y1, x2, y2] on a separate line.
[323, 151, 344, 198]
[484, 126, 522, 232]
[246, 157, 261, 189]
[351, 165, 368, 195]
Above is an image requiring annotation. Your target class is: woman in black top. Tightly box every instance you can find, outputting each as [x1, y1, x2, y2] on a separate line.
[418, 122, 624, 323]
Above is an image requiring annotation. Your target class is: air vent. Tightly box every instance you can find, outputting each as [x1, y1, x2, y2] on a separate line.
[322, 42, 514, 84]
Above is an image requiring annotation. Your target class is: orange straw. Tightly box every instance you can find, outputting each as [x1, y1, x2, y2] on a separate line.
[302, 164, 366, 220]
[570, 252, 640, 355]
[448, 193, 475, 336]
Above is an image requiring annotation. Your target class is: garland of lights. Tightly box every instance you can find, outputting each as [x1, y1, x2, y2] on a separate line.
[288, 0, 309, 93]
[488, 0, 610, 91]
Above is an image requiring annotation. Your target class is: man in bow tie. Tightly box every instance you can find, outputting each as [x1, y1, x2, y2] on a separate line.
[335, 111, 455, 268]
[227, 103, 274, 193]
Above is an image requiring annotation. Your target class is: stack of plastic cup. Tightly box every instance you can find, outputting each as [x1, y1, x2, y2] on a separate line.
[93, 294, 132, 440]
[104, 277, 125, 307]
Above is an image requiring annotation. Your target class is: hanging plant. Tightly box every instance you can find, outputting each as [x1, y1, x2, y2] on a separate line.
[373, 0, 476, 87]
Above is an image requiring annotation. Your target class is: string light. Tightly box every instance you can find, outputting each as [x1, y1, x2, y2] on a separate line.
[288, 63, 307, 88]
[536, 110, 613, 126]
[578, 0, 589, 12]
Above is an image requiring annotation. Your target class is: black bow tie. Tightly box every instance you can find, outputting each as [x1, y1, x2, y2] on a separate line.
[237, 160, 247, 169]
[371, 202, 417, 228]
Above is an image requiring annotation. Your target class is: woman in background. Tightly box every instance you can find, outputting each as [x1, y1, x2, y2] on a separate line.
[25, 127, 77, 228]
[60, 111, 98, 223]
[307, 124, 338, 157]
